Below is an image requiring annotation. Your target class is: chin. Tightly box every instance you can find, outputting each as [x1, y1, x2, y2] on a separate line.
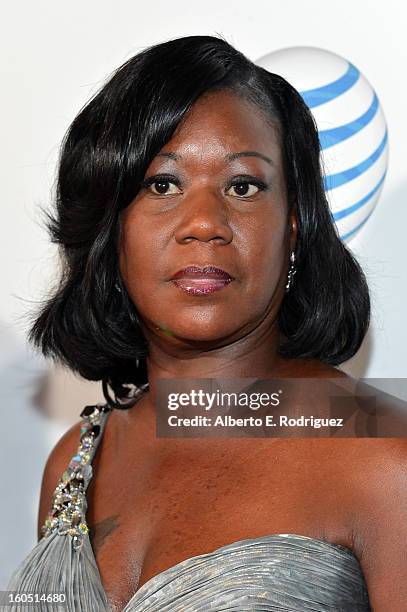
[161, 321, 240, 344]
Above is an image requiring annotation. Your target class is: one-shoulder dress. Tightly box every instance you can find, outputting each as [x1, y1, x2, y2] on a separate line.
[3, 388, 372, 611]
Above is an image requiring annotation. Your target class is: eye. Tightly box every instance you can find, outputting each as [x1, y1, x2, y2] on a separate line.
[226, 183, 259, 197]
[140, 175, 182, 195]
[150, 180, 181, 195]
[225, 177, 267, 198]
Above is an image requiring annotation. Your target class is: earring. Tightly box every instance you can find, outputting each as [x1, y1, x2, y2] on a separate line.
[285, 250, 297, 293]
[115, 282, 122, 293]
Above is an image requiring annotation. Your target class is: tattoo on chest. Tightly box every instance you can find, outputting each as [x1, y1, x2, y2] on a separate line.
[89, 514, 120, 554]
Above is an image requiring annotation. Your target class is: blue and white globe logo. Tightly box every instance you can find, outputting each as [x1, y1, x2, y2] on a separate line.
[255, 47, 388, 242]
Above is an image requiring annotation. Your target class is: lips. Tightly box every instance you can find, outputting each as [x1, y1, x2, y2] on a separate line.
[169, 265, 234, 295]
[170, 266, 234, 281]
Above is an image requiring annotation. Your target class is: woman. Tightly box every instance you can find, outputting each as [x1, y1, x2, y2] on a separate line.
[5, 35, 406, 611]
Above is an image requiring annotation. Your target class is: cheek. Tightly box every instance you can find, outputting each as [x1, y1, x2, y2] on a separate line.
[119, 215, 163, 297]
[236, 212, 287, 297]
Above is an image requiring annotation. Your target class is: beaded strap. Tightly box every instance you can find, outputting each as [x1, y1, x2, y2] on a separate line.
[40, 383, 149, 551]
[40, 403, 112, 551]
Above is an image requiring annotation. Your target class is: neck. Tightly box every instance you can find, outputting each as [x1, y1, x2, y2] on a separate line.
[141, 317, 297, 403]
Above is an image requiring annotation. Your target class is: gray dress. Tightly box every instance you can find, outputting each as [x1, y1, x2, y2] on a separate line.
[3, 391, 372, 611]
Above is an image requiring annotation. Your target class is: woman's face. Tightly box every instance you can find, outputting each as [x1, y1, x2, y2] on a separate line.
[119, 90, 297, 346]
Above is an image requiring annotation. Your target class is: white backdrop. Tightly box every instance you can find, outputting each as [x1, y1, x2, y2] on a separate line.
[1, 0, 406, 587]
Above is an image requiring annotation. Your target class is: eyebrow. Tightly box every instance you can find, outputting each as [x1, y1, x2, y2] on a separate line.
[157, 151, 274, 166]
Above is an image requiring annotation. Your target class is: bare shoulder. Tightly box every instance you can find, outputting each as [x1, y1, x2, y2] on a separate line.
[348, 436, 407, 610]
[349, 436, 407, 526]
[36, 419, 83, 541]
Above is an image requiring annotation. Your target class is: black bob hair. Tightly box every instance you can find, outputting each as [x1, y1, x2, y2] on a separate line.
[29, 34, 370, 407]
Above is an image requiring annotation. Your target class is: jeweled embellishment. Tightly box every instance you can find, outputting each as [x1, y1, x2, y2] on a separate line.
[40, 403, 110, 551]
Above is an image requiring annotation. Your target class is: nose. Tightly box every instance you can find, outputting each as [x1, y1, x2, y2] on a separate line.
[173, 188, 233, 245]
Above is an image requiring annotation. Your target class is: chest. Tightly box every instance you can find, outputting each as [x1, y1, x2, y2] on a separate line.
[85, 435, 352, 610]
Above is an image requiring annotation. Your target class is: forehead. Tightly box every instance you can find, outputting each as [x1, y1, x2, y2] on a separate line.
[156, 90, 282, 165]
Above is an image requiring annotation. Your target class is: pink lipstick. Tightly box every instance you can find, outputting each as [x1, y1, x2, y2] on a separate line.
[170, 265, 234, 295]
